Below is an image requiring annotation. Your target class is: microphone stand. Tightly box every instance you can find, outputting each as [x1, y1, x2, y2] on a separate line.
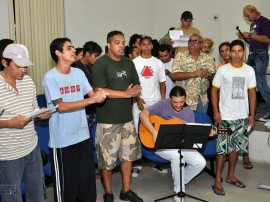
[236, 26, 263, 61]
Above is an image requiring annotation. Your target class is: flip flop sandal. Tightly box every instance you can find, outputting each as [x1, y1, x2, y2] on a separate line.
[226, 180, 246, 188]
[243, 161, 253, 169]
[212, 185, 225, 196]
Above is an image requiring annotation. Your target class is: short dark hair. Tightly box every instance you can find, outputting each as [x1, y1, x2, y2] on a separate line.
[230, 39, 245, 51]
[169, 86, 186, 98]
[124, 46, 139, 58]
[83, 41, 102, 56]
[218, 41, 230, 54]
[0, 39, 14, 70]
[50, 37, 71, 63]
[159, 44, 171, 53]
[75, 47, 83, 56]
[1, 58, 12, 67]
[107, 30, 124, 43]
[129, 34, 142, 47]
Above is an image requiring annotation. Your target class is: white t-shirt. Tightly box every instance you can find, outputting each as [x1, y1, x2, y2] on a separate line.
[163, 58, 174, 99]
[212, 63, 256, 120]
[133, 56, 166, 103]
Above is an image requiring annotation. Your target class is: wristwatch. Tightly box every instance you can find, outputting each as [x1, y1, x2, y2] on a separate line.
[249, 33, 253, 38]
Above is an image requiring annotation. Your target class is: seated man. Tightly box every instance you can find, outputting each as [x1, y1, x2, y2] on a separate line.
[139, 86, 207, 202]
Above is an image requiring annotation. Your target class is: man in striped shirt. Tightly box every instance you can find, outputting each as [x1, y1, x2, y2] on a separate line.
[0, 44, 51, 201]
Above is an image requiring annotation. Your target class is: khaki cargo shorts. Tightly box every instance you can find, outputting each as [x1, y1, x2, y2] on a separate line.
[95, 121, 142, 170]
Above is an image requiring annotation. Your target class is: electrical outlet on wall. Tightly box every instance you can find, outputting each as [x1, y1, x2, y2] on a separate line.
[213, 15, 219, 21]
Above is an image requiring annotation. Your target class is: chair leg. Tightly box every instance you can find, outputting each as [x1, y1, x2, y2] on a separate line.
[203, 158, 216, 178]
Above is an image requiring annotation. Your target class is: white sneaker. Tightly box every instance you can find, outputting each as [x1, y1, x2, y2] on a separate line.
[259, 113, 270, 122]
[174, 195, 184, 202]
[264, 120, 270, 127]
[152, 165, 168, 174]
[131, 166, 142, 177]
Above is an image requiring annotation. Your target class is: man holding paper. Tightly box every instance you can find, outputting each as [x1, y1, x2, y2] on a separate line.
[0, 44, 51, 201]
[170, 11, 201, 55]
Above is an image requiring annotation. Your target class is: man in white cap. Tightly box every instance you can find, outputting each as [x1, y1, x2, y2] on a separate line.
[0, 44, 51, 201]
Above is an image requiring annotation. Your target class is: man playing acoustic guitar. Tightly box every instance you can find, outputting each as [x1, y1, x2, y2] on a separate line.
[139, 86, 207, 202]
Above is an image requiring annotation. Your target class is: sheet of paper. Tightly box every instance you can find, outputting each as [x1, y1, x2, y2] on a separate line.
[169, 30, 192, 48]
[25, 108, 51, 118]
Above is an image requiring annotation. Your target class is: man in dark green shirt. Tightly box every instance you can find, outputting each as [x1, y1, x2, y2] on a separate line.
[93, 30, 143, 202]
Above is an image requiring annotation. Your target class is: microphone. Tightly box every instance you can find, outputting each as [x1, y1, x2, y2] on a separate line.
[236, 26, 263, 61]
[236, 26, 250, 44]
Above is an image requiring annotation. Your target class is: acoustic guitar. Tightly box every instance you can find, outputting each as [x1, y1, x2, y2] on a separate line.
[139, 115, 233, 149]
[139, 115, 184, 149]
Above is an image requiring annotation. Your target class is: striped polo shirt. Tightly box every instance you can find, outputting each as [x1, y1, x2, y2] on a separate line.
[0, 74, 38, 160]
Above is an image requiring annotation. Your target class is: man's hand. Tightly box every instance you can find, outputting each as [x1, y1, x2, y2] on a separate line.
[196, 69, 207, 78]
[38, 110, 51, 120]
[168, 39, 174, 45]
[92, 89, 109, 103]
[202, 68, 209, 78]
[126, 84, 142, 98]
[10, 115, 32, 129]
[248, 116, 255, 129]
[152, 131, 158, 143]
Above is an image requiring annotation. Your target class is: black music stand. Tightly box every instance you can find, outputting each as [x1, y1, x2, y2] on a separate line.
[153, 123, 212, 202]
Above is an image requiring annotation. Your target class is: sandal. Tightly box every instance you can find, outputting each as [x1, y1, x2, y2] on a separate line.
[243, 161, 253, 169]
[226, 180, 246, 188]
[212, 185, 225, 196]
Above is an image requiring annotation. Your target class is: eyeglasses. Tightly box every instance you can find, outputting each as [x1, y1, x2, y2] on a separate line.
[188, 40, 202, 44]
[202, 45, 212, 49]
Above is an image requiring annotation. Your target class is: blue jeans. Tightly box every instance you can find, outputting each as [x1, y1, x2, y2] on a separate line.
[195, 96, 208, 114]
[0, 145, 44, 202]
[247, 51, 270, 113]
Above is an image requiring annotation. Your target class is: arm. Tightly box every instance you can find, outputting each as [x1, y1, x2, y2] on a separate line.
[0, 115, 32, 129]
[93, 84, 141, 99]
[248, 88, 257, 128]
[170, 71, 201, 81]
[211, 86, 221, 124]
[241, 32, 270, 43]
[139, 109, 158, 143]
[53, 88, 108, 113]
[160, 82, 166, 100]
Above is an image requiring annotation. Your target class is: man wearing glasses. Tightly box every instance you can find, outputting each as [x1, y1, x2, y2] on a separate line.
[168, 34, 215, 113]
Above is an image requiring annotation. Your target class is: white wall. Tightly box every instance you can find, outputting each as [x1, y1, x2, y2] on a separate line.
[64, 0, 155, 52]
[2, 0, 270, 63]
[154, 0, 270, 63]
[0, 0, 10, 39]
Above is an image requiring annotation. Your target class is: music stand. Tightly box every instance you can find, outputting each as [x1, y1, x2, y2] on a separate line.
[154, 123, 211, 202]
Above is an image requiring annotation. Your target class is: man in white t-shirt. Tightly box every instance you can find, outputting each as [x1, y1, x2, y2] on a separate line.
[211, 39, 256, 196]
[158, 44, 175, 99]
[132, 35, 166, 128]
[132, 35, 166, 176]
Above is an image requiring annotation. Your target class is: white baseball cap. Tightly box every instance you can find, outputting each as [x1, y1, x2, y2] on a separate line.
[3, 44, 33, 67]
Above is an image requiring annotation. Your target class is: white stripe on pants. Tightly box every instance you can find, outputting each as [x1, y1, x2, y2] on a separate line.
[155, 149, 206, 192]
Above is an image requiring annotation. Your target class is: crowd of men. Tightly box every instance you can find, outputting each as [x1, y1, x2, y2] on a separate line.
[0, 4, 270, 202]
